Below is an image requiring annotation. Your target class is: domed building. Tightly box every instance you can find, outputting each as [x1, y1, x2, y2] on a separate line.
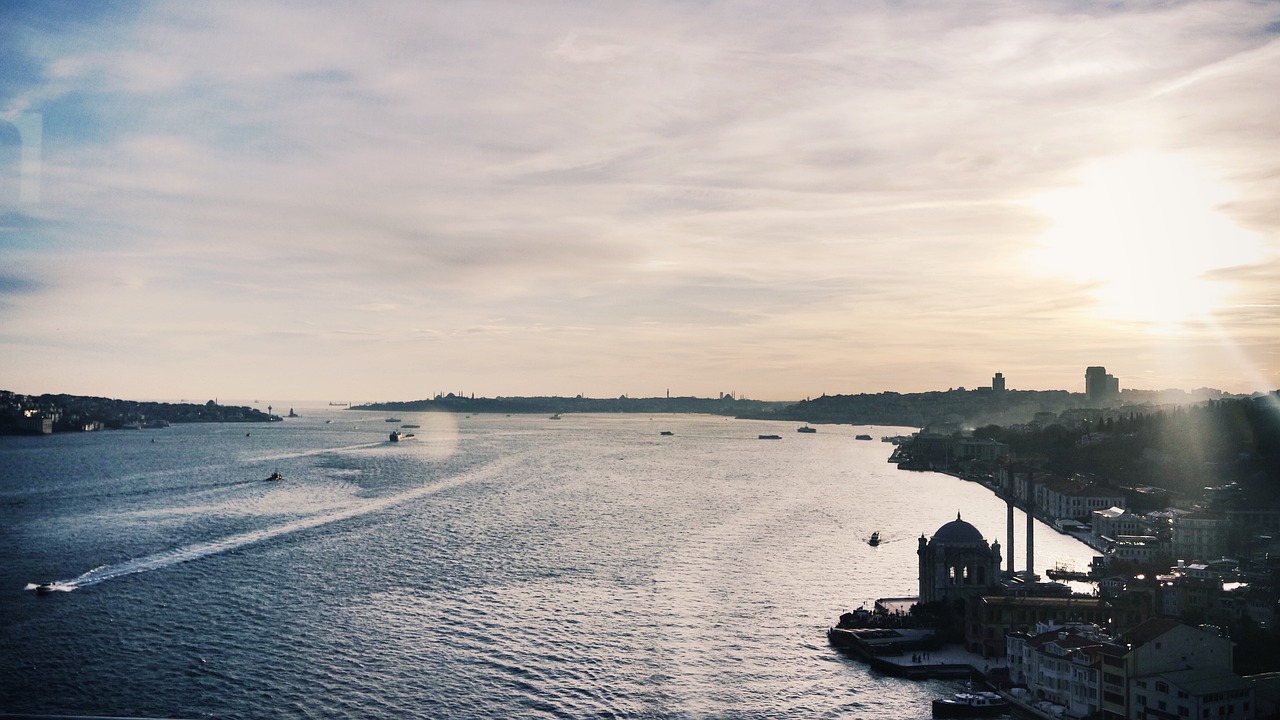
[917, 513, 1002, 605]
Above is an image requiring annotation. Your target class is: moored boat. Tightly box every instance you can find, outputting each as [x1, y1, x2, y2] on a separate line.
[931, 691, 1010, 718]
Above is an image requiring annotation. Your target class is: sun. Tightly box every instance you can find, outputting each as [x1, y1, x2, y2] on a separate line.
[1025, 153, 1263, 327]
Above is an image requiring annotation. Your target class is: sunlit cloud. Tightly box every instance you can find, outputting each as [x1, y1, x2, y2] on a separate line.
[2, 1, 1279, 399]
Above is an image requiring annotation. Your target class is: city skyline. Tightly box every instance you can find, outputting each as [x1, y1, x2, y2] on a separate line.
[2, 2, 1279, 402]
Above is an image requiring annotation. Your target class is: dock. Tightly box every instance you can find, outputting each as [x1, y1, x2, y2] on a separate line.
[827, 627, 1007, 680]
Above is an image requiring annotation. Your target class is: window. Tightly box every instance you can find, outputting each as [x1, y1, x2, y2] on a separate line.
[1157, 682, 1169, 693]
[1179, 708, 1188, 717]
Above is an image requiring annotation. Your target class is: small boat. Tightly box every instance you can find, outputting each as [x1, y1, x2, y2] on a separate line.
[389, 431, 415, 442]
[855, 434, 873, 440]
[385, 418, 402, 423]
[758, 434, 782, 440]
[549, 413, 562, 420]
[35, 582, 56, 594]
[660, 431, 674, 436]
[868, 532, 881, 546]
[797, 426, 816, 433]
[265, 471, 284, 482]
[931, 691, 1010, 718]
[401, 424, 420, 428]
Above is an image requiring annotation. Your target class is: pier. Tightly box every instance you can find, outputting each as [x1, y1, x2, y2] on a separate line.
[827, 627, 1003, 680]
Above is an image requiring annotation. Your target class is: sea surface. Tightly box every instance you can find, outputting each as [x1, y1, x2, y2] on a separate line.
[0, 411, 1097, 719]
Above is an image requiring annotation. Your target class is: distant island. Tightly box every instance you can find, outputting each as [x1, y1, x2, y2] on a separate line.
[0, 391, 280, 435]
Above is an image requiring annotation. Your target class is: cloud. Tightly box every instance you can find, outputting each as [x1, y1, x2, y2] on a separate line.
[2, 0, 1279, 398]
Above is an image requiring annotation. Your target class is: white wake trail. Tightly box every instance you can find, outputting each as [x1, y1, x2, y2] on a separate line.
[42, 452, 523, 591]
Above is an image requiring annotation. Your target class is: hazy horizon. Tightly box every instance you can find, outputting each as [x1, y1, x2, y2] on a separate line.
[3, 2, 1279, 402]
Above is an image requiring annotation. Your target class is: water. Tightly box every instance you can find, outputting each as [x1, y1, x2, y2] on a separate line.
[0, 412, 1097, 719]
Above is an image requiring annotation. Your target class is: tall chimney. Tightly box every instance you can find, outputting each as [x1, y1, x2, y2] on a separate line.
[1025, 473, 1036, 577]
[1006, 498, 1016, 576]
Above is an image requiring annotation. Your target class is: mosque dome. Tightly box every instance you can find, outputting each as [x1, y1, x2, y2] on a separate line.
[931, 513, 985, 544]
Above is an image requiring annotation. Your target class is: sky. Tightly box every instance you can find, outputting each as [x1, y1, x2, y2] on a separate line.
[2, 1, 1279, 403]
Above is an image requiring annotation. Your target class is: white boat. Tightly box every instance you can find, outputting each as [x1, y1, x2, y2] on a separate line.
[390, 431, 415, 442]
[931, 691, 1010, 718]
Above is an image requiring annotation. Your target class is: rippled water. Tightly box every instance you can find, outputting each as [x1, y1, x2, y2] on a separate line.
[0, 412, 1096, 719]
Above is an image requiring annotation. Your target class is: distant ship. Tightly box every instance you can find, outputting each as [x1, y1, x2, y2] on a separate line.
[855, 434, 873, 441]
[385, 418, 402, 423]
[660, 431, 674, 436]
[758, 434, 781, 440]
[797, 426, 816, 433]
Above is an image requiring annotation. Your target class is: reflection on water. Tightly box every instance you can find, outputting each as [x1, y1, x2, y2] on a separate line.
[0, 412, 1097, 718]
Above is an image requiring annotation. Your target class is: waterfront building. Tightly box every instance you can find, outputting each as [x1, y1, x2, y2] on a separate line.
[1007, 623, 1107, 718]
[1093, 506, 1147, 541]
[1036, 478, 1126, 522]
[1104, 536, 1165, 567]
[954, 437, 1009, 463]
[1171, 513, 1231, 563]
[1133, 668, 1254, 720]
[917, 514, 1002, 606]
[1098, 618, 1237, 720]
[969, 595, 1125, 659]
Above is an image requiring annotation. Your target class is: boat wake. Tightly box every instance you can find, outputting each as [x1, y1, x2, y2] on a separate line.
[34, 452, 525, 592]
[247, 441, 387, 463]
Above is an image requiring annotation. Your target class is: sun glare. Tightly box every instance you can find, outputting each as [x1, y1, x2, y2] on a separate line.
[1026, 153, 1263, 327]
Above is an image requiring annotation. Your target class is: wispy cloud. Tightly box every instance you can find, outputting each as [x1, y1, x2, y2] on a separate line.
[2, 0, 1278, 399]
